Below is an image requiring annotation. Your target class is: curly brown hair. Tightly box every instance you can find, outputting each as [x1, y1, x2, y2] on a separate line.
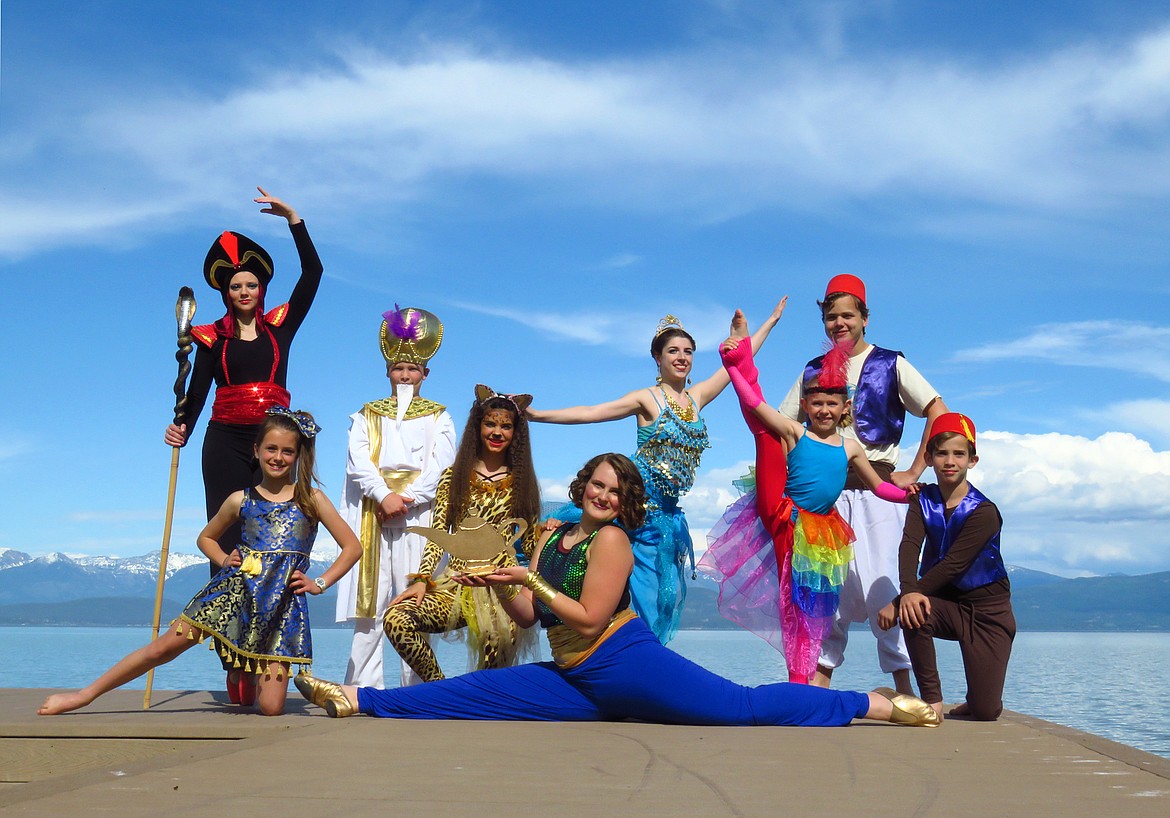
[445, 396, 541, 529]
[568, 452, 647, 530]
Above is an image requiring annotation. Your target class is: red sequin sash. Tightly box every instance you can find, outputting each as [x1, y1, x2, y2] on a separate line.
[211, 382, 292, 424]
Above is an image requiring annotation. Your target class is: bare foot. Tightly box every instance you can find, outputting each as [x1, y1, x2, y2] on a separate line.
[729, 309, 748, 339]
[948, 701, 970, 716]
[932, 702, 945, 721]
[38, 691, 92, 715]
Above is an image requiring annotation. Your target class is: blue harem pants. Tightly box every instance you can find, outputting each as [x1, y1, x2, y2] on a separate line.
[358, 617, 869, 726]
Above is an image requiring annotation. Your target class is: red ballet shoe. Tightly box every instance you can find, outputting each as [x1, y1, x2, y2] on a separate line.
[226, 671, 241, 705]
[238, 673, 257, 707]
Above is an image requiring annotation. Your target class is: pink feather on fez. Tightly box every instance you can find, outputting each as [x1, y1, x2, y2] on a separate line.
[384, 304, 422, 341]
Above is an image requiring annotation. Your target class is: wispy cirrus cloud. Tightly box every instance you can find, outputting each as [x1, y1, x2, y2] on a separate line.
[453, 301, 735, 355]
[6, 22, 1170, 256]
[953, 321, 1170, 381]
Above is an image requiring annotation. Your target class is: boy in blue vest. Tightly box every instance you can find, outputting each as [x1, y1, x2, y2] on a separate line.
[779, 274, 949, 694]
[878, 413, 1015, 721]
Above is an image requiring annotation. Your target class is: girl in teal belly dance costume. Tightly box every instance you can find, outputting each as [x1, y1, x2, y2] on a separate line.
[527, 301, 786, 644]
[38, 408, 362, 717]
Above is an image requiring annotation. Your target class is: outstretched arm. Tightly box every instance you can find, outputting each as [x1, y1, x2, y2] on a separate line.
[527, 388, 654, 425]
[846, 439, 911, 502]
[691, 297, 787, 408]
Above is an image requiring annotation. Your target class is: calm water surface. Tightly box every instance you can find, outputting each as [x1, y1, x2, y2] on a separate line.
[4, 627, 1166, 759]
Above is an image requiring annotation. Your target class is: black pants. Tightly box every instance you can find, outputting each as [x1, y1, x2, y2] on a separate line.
[201, 422, 260, 672]
[903, 591, 1015, 721]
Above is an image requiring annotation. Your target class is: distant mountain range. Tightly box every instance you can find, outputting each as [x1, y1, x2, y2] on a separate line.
[1, 548, 1167, 631]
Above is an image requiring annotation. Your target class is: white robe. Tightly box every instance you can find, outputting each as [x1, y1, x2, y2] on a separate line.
[333, 400, 455, 687]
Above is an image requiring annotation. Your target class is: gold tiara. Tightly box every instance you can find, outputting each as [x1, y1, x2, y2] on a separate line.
[654, 314, 685, 338]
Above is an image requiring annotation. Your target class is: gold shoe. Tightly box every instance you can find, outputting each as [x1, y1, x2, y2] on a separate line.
[875, 689, 941, 728]
[294, 672, 356, 718]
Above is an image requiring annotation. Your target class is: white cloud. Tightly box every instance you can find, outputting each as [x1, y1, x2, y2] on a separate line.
[7, 23, 1170, 255]
[455, 301, 739, 356]
[1079, 399, 1170, 446]
[953, 321, 1170, 382]
[594, 253, 641, 270]
[956, 430, 1170, 573]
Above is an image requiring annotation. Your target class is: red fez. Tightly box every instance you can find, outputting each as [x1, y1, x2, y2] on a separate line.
[929, 412, 977, 445]
[824, 274, 866, 305]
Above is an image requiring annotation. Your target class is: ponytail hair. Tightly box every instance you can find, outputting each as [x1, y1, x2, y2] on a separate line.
[255, 409, 322, 523]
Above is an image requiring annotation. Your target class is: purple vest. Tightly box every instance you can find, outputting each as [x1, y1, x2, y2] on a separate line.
[918, 484, 1007, 592]
[804, 345, 905, 446]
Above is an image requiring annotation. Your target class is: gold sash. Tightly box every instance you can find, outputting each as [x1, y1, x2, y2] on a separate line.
[355, 406, 422, 618]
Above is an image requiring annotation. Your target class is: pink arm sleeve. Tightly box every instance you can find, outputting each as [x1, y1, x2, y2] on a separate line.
[873, 481, 909, 503]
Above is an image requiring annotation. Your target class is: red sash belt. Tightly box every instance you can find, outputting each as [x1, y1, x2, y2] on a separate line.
[211, 382, 291, 424]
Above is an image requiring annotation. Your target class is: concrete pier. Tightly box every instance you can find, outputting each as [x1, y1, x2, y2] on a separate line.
[2, 688, 1167, 816]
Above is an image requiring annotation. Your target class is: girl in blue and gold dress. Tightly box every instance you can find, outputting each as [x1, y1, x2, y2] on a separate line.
[39, 408, 361, 717]
[527, 303, 786, 644]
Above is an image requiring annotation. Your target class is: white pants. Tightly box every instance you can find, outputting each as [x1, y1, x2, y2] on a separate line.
[343, 525, 427, 689]
[818, 489, 912, 674]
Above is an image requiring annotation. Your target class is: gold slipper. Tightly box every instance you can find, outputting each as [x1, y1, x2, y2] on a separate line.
[873, 687, 941, 728]
[295, 673, 357, 718]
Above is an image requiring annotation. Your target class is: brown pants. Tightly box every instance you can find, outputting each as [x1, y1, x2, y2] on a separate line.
[903, 592, 1015, 721]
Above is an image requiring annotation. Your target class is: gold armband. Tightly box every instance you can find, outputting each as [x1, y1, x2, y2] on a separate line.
[523, 571, 559, 605]
[495, 584, 520, 602]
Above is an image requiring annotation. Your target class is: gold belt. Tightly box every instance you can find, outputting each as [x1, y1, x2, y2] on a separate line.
[381, 468, 421, 494]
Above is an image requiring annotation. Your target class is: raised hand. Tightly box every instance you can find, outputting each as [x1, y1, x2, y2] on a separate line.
[254, 186, 300, 224]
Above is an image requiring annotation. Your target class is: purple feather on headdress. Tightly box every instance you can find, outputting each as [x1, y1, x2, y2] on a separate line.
[384, 304, 421, 341]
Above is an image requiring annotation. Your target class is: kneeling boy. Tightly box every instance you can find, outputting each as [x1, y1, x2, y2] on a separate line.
[878, 413, 1014, 721]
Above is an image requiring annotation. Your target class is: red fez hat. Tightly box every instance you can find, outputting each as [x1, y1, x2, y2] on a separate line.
[824, 274, 866, 305]
[929, 412, 977, 445]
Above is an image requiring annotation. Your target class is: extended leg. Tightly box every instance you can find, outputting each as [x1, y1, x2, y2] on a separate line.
[39, 623, 202, 715]
[571, 618, 868, 726]
[357, 662, 602, 721]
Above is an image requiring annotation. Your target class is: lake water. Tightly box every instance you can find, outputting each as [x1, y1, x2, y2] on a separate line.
[4, 627, 1166, 760]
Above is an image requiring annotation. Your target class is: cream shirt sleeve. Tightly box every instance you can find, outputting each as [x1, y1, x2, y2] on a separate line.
[778, 372, 805, 421]
[896, 357, 941, 418]
[344, 411, 395, 506]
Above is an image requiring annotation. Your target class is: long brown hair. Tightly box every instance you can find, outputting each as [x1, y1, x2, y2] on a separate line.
[254, 411, 321, 523]
[446, 397, 540, 528]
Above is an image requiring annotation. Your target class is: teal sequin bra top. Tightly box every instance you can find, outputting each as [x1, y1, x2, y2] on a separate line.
[535, 525, 630, 628]
[632, 390, 710, 501]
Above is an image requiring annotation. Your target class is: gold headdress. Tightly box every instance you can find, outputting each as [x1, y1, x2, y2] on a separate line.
[380, 305, 443, 365]
[654, 314, 685, 338]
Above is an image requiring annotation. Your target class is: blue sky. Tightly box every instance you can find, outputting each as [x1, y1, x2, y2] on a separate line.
[3, 0, 1170, 578]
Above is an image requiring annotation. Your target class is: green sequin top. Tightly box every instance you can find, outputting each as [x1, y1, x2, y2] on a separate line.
[535, 524, 630, 628]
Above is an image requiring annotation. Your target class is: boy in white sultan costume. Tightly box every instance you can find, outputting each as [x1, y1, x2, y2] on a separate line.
[778, 275, 948, 694]
[335, 307, 456, 688]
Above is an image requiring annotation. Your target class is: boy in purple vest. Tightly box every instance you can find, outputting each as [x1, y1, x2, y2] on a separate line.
[778, 274, 948, 694]
[878, 413, 1014, 721]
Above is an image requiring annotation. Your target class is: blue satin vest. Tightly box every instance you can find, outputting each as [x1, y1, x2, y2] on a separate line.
[918, 484, 1007, 592]
[804, 345, 905, 446]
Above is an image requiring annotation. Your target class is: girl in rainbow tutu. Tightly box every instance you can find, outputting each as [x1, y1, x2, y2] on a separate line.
[700, 310, 912, 683]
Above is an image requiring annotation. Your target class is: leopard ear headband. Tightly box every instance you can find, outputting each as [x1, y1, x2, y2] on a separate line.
[474, 384, 533, 414]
